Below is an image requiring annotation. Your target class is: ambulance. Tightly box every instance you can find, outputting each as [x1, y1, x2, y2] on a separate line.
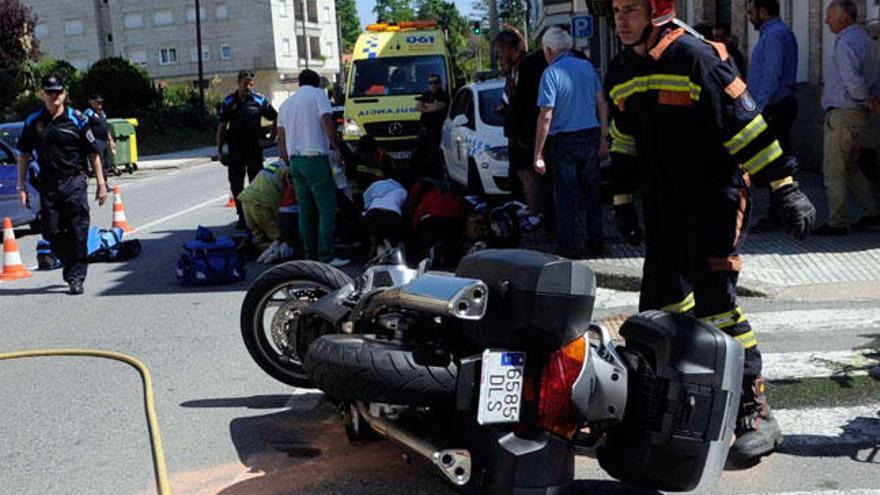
[342, 21, 453, 161]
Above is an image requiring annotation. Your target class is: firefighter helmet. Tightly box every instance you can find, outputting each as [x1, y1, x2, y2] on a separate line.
[650, 0, 675, 26]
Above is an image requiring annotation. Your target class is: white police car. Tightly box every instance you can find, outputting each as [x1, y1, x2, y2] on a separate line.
[441, 79, 510, 196]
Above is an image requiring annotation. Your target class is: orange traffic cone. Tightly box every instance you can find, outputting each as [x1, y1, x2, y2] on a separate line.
[111, 186, 135, 233]
[225, 196, 236, 208]
[1, 217, 32, 280]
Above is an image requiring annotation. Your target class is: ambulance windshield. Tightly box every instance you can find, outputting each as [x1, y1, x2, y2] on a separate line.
[350, 56, 447, 97]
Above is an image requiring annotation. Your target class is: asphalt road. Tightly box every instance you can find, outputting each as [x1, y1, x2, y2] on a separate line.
[1, 163, 878, 495]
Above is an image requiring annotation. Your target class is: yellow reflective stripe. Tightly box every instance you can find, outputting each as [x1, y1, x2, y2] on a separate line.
[610, 120, 635, 145]
[724, 115, 769, 155]
[700, 307, 746, 329]
[613, 194, 634, 206]
[611, 140, 637, 156]
[734, 330, 758, 349]
[661, 292, 695, 314]
[610, 75, 702, 106]
[743, 140, 784, 175]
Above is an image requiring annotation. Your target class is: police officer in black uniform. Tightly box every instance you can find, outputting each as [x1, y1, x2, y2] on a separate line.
[217, 70, 278, 228]
[16, 74, 108, 295]
[414, 73, 450, 178]
[84, 94, 116, 177]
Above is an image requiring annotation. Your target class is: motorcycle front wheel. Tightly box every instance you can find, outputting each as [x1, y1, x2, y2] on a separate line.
[240, 260, 352, 387]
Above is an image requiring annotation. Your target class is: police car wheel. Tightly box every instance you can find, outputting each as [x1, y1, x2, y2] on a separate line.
[240, 260, 352, 387]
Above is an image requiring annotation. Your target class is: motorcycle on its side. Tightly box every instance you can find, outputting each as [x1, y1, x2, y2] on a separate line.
[241, 248, 744, 494]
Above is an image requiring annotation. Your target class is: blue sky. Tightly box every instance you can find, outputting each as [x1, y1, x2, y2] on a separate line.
[355, 0, 477, 28]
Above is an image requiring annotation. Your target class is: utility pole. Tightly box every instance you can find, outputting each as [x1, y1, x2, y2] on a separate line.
[301, 0, 309, 69]
[195, 0, 205, 112]
[488, 0, 499, 69]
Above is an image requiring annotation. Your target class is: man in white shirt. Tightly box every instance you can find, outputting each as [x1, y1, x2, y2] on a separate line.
[277, 69, 348, 266]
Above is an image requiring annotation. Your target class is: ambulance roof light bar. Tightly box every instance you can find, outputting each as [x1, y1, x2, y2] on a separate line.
[366, 20, 438, 32]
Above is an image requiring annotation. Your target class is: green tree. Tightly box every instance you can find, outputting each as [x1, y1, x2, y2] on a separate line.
[0, 0, 41, 110]
[336, 0, 360, 53]
[415, 0, 473, 87]
[498, 0, 527, 37]
[374, 0, 414, 23]
[77, 57, 156, 118]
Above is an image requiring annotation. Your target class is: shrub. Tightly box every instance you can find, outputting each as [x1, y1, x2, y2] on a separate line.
[77, 57, 156, 118]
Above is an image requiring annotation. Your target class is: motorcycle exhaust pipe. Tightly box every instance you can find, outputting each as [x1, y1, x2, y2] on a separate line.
[356, 403, 472, 486]
[365, 273, 488, 321]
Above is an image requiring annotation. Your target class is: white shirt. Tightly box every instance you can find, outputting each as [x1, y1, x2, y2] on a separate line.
[278, 85, 332, 155]
[363, 179, 407, 215]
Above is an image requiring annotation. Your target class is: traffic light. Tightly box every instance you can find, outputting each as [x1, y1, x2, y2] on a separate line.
[472, 21, 481, 35]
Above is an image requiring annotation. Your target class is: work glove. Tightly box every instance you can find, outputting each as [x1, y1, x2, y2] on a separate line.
[770, 182, 816, 240]
[614, 203, 643, 246]
[276, 242, 294, 261]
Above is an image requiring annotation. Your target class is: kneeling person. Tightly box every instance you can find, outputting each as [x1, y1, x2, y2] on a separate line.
[237, 161, 298, 261]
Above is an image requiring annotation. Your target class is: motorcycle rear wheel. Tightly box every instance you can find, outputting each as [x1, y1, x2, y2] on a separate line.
[241, 260, 352, 387]
[305, 334, 458, 406]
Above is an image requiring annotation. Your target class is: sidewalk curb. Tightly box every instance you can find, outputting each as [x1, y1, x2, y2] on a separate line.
[137, 156, 215, 170]
[583, 261, 781, 298]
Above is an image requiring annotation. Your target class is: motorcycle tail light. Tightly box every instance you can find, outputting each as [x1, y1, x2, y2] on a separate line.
[536, 336, 586, 438]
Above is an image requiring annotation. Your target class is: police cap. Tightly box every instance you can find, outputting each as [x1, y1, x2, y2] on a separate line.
[237, 70, 255, 81]
[89, 94, 104, 102]
[41, 74, 65, 91]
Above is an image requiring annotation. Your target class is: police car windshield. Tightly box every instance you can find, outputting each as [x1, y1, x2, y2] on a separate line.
[350, 56, 447, 97]
[478, 88, 504, 127]
[0, 123, 24, 146]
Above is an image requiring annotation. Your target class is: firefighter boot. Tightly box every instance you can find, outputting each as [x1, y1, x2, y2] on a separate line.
[731, 377, 783, 462]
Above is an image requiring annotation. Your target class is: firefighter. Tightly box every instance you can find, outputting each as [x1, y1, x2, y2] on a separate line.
[605, 0, 816, 462]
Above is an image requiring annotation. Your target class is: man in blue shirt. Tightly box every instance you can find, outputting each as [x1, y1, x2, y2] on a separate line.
[748, 0, 799, 232]
[533, 26, 608, 258]
[815, 0, 880, 235]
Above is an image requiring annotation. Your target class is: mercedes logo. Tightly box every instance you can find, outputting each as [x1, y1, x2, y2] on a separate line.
[388, 122, 403, 136]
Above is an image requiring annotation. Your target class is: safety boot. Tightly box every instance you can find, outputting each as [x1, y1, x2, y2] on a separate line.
[731, 377, 783, 463]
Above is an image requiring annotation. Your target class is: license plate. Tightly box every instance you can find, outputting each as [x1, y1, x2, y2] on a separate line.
[388, 151, 413, 159]
[477, 350, 526, 425]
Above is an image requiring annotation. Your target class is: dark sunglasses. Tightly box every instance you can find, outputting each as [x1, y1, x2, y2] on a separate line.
[429, 80, 441, 85]
[45, 89, 64, 95]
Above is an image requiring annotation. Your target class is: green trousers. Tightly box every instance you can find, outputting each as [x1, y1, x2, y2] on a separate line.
[290, 155, 337, 262]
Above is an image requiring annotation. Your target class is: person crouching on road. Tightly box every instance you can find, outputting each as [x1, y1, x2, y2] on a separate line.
[606, 0, 816, 462]
[16, 74, 109, 295]
[217, 70, 278, 230]
[237, 160, 299, 263]
[277, 69, 350, 267]
[362, 160, 407, 248]
[533, 26, 609, 259]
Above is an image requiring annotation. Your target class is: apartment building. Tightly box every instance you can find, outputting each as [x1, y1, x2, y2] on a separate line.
[26, 0, 341, 106]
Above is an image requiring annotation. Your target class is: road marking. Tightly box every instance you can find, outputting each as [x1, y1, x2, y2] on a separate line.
[763, 349, 879, 380]
[747, 491, 880, 495]
[750, 308, 880, 334]
[774, 402, 880, 447]
[135, 194, 229, 232]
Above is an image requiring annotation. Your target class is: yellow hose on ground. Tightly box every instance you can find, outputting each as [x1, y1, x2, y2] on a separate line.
[0, 349, 171, 495]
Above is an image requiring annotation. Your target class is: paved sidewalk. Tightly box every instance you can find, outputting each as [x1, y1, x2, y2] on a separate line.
[523, 172, 880, 296]
[137, 146, 217, 170]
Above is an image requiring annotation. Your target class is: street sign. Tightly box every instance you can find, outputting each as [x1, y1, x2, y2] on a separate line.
[571, 14, 593, 40]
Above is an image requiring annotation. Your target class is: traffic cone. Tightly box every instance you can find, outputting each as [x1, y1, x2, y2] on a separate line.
[111, 186, 135, 233]
[1, 217, 32, 281]
[225, 196, 236, 208]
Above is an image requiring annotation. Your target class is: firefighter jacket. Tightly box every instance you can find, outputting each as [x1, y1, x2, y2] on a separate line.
[605, 26, 793, 209]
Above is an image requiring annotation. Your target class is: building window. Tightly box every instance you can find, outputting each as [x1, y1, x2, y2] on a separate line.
[307, 0, 318, 23]
[107, 33, 113, 42]
[296, 35, 307, 59]
[34, 24, 48, 38]
[279, 0, 288, 17]
[154, 10, 173, 26]
[220, 45, 232, 60]
[325, 41, 333, 59]
[186, 6, 207, 23]
[282, 38, 291, 57]
[65, 19, 85, 36]
[216, 4, 228, 19]
[323, 6, 330, 23]
[123, 13, 144, 29]
[309, 36, 321, 58]
[130, 50, 148, 66]
[160, 47, 178, 65]
[190, 46, 211, 62]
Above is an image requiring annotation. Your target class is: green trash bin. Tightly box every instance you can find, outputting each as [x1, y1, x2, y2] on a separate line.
[107, 118, 137, 174]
